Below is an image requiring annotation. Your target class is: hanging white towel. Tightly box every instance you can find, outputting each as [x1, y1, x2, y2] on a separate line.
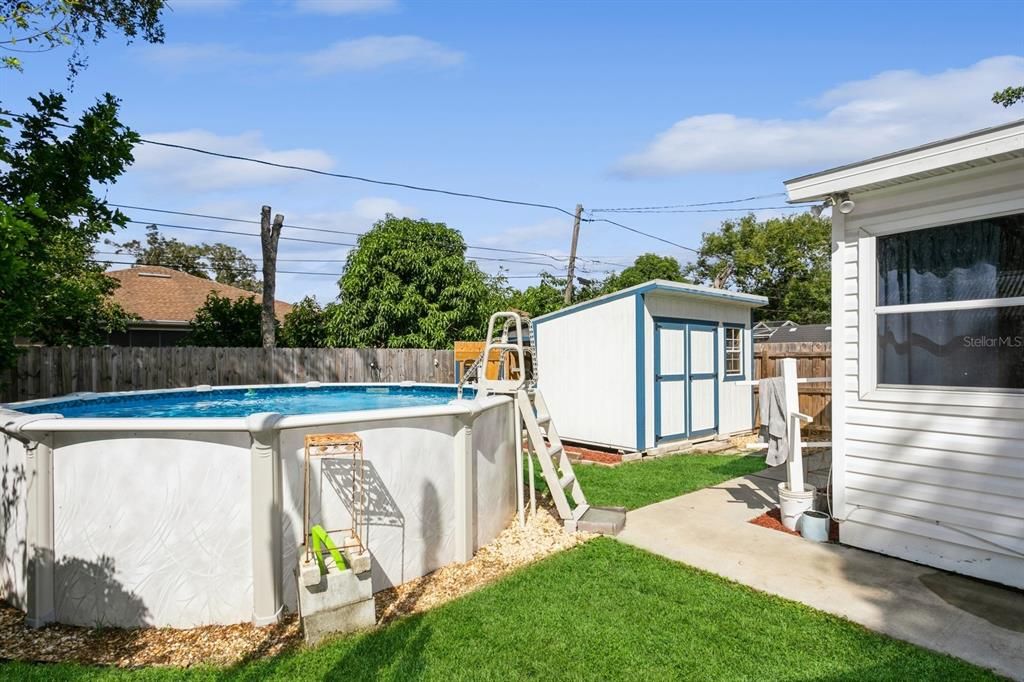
[759, 376, 788, 466]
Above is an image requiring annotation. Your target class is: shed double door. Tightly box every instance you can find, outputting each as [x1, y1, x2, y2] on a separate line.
[655, 321, 718, 442]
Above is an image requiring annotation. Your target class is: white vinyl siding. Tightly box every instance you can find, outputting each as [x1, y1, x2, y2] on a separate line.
[834, 157, 1024, 589]
[534, 295, 638, 450]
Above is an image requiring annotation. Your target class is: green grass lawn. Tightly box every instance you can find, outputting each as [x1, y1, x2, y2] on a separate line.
[2, 538, 995, 681]
[535, 453, 767, 510]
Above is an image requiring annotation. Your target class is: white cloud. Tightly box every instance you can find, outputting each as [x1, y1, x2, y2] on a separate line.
[616, 56, 1024, 177]
[295, 0, 397, 15]
[351, 197, 415, 220]
[302, 35, 464, 73]
[131, 129, 335, 191]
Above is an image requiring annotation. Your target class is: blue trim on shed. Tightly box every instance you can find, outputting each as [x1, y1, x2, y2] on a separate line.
[634, 293, 646, 452]
[652, 317, 720, 444]
[722, 322, 747, 382]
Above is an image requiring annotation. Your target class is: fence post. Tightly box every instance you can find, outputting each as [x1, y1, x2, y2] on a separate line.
[247, 412, 283, 626]
[781, 358, 804, 492]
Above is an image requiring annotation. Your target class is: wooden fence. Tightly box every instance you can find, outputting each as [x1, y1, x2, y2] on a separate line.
[753, 341, 832, 433]
[2, 346, 457, 403]
[4, 343, 833, 432]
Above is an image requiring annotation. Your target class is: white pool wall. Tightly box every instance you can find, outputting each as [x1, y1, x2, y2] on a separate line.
[0, 389, 515, 628]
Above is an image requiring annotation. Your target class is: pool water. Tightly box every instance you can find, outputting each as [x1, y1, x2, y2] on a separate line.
[13, 385, 469, 419]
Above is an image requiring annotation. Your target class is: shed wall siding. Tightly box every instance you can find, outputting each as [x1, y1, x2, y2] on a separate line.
[535, 295, 637, 449]
[837, 158, 1024, 588]
[644, 293, 755, 444]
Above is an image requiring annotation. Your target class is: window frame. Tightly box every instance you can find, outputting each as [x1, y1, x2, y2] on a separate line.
[861, 209, 1024, 401]
[722, 323, 745, 381]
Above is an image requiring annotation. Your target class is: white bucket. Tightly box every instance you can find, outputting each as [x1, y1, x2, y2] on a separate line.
[778, 482, 816, 531]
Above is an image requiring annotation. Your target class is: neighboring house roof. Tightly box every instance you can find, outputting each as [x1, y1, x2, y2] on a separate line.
[784, 118, 1024, 202]
[106, 265, 293, 325]
[758, 323, 831, 344]
[752, 319, 796, 340]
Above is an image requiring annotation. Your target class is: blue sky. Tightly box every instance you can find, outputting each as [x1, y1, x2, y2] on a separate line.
[4, 0, 1023, 303]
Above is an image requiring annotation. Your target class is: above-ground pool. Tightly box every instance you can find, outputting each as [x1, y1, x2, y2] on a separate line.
[14, 384, 474, 419]
[0, 383, 515, 629]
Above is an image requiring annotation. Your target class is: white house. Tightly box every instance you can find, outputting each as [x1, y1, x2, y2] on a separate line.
[785, 119, 1024, 589]
[533, 280, 767, 452]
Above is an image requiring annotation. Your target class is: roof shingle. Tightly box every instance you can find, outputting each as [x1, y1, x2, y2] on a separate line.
[106, 265, 293, 323]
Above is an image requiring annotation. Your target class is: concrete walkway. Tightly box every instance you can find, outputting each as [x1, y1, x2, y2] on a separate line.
[617, 464, 1024, 680]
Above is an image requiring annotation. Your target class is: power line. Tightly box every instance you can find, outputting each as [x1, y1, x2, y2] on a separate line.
[590, 193, 788, 212]
[90, 258, 552, 279]
[588, 205, 799, 214]
[123, 219, 357, 248]
[2, 110, 712, 256]
[111, 203, 574, 263]
[584, 215, 699, 254]
[0, 109, 578, 218]
[110, 219, 569, 268]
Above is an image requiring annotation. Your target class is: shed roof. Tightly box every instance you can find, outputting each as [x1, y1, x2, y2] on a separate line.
[106, 265, 293, 324]
[533, 279, 767, 324]
[784, 118, 1024, 202]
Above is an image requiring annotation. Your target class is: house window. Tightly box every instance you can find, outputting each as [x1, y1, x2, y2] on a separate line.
[875, 213, 1024, 390]
[724, 326, 743, 377]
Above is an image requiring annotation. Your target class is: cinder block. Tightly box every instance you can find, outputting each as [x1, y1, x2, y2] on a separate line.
[302, 597, 376, 645]
[343, 548, 372, 575]
[297, 556, 376, 644]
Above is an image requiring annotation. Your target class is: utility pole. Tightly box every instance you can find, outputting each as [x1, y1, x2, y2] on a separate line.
[563, 203, 584, 304]
[260, 205, 284, 348]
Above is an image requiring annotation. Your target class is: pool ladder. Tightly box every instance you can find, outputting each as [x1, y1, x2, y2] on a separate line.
[465, 312, 625, 535]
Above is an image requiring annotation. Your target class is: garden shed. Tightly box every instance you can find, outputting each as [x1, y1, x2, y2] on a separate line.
[785, 118, 1024, 589]
[532, 280, 767, 452]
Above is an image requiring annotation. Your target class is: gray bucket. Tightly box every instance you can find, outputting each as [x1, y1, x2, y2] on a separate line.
[798, 510, 830, 542]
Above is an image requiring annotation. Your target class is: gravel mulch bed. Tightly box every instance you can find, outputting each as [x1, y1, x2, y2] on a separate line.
[750, 508, 840, 542]
[0, 506, 587, 668]
[0, 607, 300, 668]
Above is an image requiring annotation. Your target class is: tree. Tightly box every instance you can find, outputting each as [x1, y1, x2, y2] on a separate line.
[601, 253, 687, 294]
[683, 213, 831, 324]
[183, 293, 264, 347]
[326, 215, 498, 348]
[0, 92, 137, 366]
[280, 296, 329, 348]
[1, 0, 166, 76]
[108, 225, 260, 292]
[505, 272, 602, 318]
[992, 85, 1024, 108]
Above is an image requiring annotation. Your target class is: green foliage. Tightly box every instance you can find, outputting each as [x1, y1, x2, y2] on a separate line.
[1, 0, 166, 77]
[326, 215, 498, 348]
[992, 85, 1024, 108]
[601, 253, 686, 294]
[108, 225, 261, 292]
[684, 213, 831, 323]
[0, 198, 41, 369]
[0, 92, 137, 366]
[280, 296, 329, 348]
[183, 293, 264, 347]
[504, 271, 602, 318]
